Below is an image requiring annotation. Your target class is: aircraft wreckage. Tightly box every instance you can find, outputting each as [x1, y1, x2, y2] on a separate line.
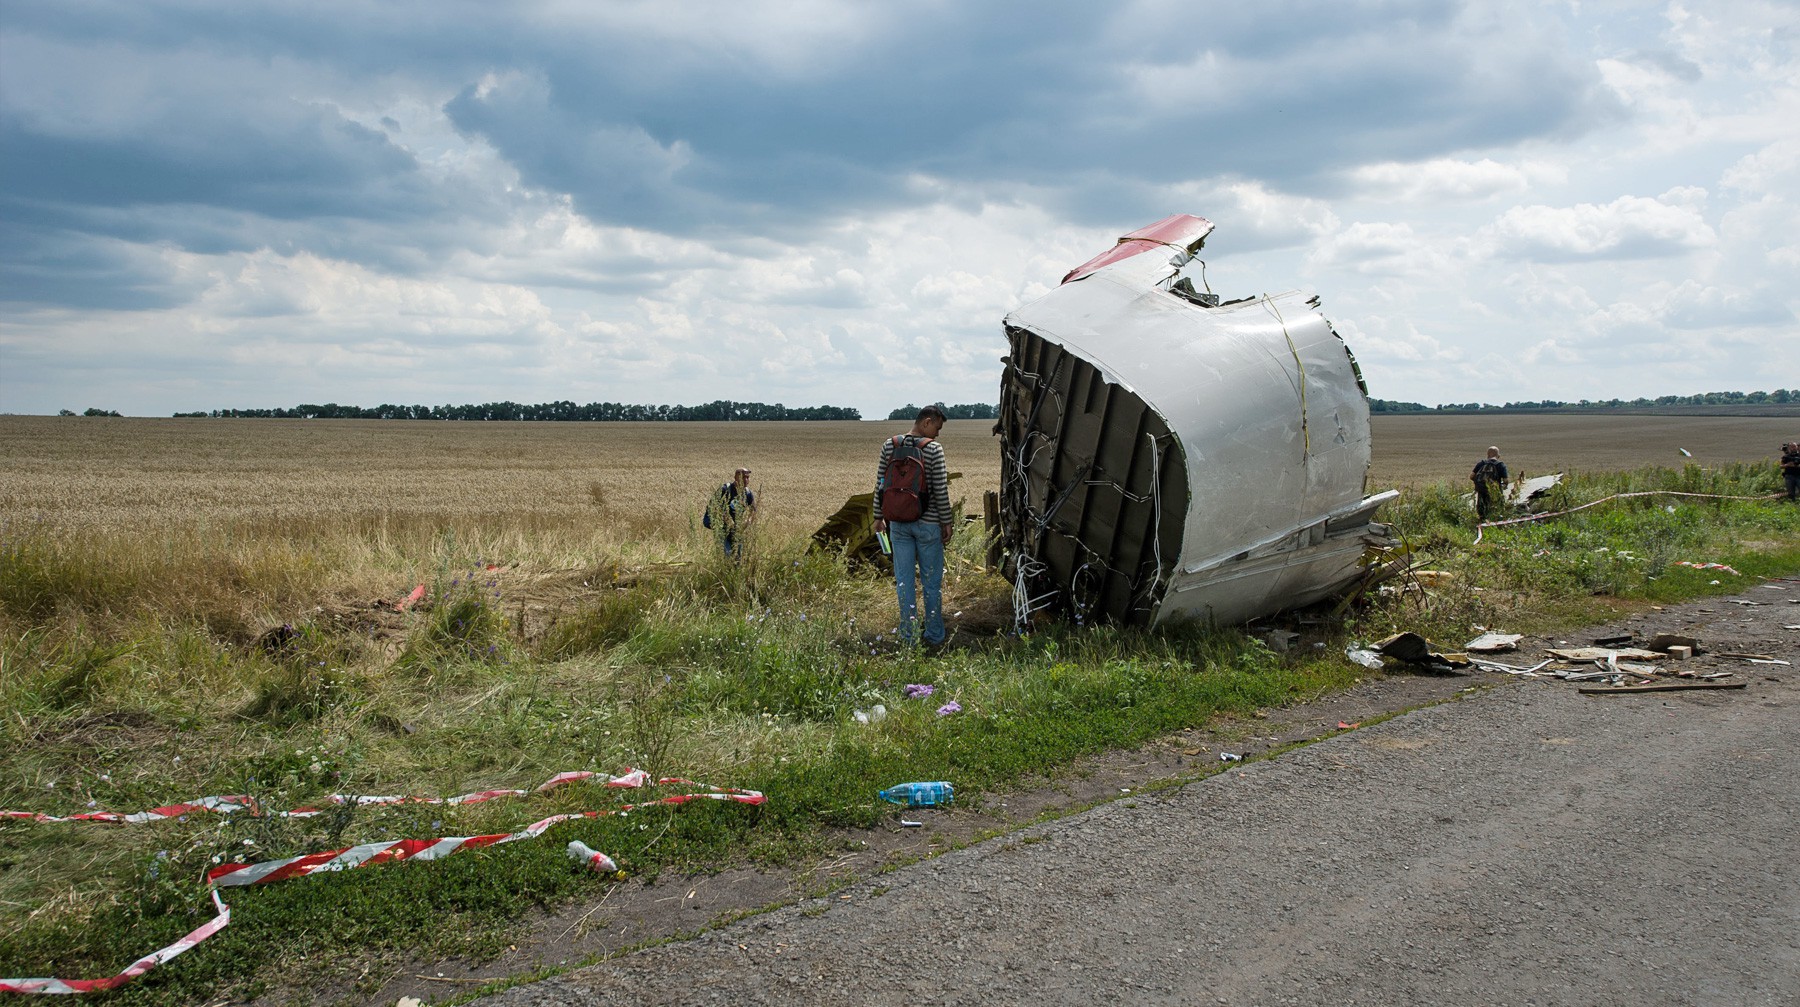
[991, 214, 1397, 627]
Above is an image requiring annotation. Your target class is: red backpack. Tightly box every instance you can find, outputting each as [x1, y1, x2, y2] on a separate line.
[881, 435, 932, 522]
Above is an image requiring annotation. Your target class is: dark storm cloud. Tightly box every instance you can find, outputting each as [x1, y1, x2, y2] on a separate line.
[1, 0, 1619, 312]
[443, 0, 1617, 231]
[0, 108, 424, 221]
[0, 220, 196, 310]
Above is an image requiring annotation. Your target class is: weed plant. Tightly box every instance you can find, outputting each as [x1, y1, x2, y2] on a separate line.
[1, 463, 1796, 1003]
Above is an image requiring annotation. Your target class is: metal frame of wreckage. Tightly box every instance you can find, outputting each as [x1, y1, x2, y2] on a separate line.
[993, 214, 1398, 628]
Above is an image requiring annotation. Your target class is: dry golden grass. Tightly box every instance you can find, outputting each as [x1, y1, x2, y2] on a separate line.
[8, 414, 1794, 537]
[8, 413, 1795, 546]
[0, 417, 1002, 541]
[0, 417, 1004, 631]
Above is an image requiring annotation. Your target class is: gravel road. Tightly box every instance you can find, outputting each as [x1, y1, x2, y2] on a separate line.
[479, 588, 1800, 1007]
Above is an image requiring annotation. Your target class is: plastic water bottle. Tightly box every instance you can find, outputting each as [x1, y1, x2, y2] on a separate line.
[878, 781, 954, 807]
[566, 840, 618, 873]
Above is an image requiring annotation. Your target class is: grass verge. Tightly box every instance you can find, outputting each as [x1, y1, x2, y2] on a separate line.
[2, 464, 1797, 1003]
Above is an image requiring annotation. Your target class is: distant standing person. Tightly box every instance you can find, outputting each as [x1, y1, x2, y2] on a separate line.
[1470, 446, 1509, 521]
[704, 467, 757, 557]
[1781, 441, 1800, 502]
[873, 405, 953, 647]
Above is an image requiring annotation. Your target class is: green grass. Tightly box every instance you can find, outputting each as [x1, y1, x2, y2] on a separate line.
[2, 465, 1797, 1002]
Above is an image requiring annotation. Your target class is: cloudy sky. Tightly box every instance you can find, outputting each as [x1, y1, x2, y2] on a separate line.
[1, 1, 1795, 418]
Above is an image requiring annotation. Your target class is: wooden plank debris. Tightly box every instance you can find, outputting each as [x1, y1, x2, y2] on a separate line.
[1465, 632, 1523, 652]
[1579, 681, 1747, 695]
[1644, 634, 1700, 654]
[1546, 647, 1664, 661]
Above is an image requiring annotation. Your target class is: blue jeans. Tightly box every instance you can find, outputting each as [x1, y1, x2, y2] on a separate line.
[890, 520, 945, 645]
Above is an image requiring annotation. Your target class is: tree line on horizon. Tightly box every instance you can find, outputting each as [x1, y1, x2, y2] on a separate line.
[65, 389, 1791, 421]
[884, 403, 999, 420]
[1370, 389, 1797, 413]
[168, 400, 863, 421]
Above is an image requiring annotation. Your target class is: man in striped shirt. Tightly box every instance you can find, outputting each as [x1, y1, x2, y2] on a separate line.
[873, 404, 954, 647]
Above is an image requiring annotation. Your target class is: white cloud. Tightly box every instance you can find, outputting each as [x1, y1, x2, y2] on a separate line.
[1349, 158, 1561, 202]
[1658, 279, 1795, 330]
[1478, 192, 1715, 261]
[1305, 222, 1453, 277]
[1522, 339, 1582, 365]
[1333, 315, 1458, 364]
[1721, 139, 1800, 195]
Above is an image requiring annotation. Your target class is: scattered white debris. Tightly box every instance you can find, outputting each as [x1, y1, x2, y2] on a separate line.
[1345, 648, 1384, 670]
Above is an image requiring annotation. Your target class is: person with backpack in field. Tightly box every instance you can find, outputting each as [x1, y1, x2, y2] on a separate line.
[1470, 445, 1509, 522]
[703, 466, 757, 557]
[1781, 441, 1800, 502]
[873, 404, 954, 648]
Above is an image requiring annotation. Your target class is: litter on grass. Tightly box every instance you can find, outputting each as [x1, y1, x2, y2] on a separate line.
[1346, 647, 1385, 670]
[1676, 561, 1741, 575]
[0, 893, 230, 995]
[208, 781, 763, 888]
[879, 782, 954, 807]
[1, 769, 657, 825]
[1, 772, 762, 995]
[566, 840, 618, 873]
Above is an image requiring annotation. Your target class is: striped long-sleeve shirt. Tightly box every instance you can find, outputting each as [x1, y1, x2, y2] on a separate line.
[873, 434, 952, 526]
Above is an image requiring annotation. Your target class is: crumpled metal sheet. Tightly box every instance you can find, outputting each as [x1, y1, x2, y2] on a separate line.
[996, 214, 1396, 627]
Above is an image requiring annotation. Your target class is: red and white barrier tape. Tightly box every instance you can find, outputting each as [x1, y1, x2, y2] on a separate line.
[1, 770, 652, 825]
[1674, 560, 1741, 576]
[2, 795, 258, 825]
[1, 774, 761, 995]
[0, 892, 230, 995]
[304, 768, 652, 814]
[1474, 490, 1783, 544]
[209, 788, 763, 887]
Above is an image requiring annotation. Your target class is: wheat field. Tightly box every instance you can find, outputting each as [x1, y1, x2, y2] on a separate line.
[5, 414, 1796, 539]
[1367, 413, 1798, 490]
[0, 417, 1000, 539]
